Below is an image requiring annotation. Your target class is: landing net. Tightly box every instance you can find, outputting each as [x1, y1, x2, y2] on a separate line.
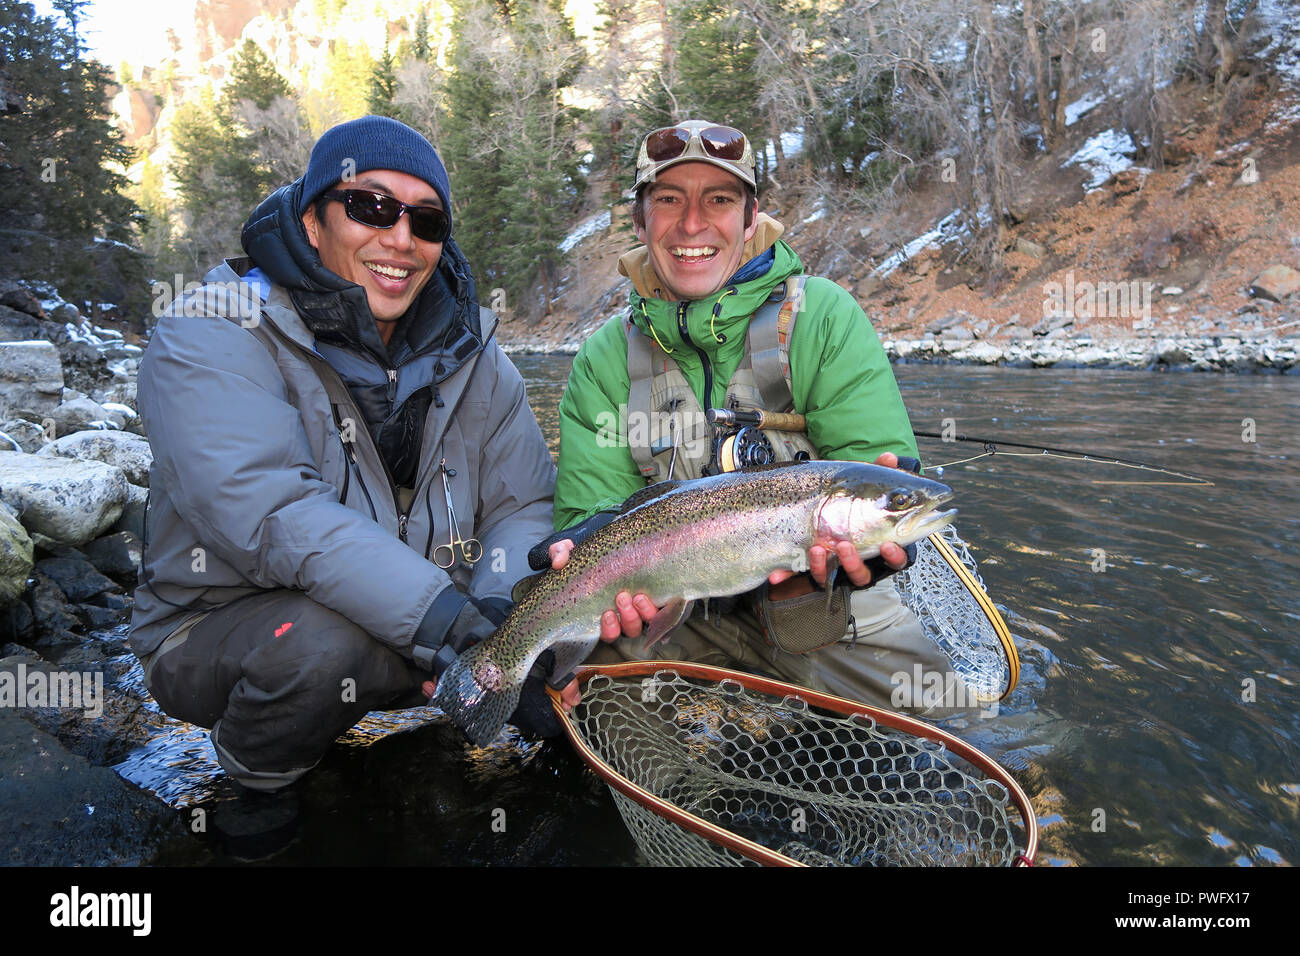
[559, 662, 1037, 867]
[895, 524, 1019, 701]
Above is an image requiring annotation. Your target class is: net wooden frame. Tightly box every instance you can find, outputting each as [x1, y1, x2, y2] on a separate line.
[556, 661, 1038, 867]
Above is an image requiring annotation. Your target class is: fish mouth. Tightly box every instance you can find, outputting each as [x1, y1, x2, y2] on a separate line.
[894, 503, 958, 542]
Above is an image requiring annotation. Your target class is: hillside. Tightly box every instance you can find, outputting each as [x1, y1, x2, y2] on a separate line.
[67, 0, 1300, 371]
[502, 27, 1300, 371]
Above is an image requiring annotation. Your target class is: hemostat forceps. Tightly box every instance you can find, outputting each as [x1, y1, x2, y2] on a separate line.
[432, 458, 482, 569]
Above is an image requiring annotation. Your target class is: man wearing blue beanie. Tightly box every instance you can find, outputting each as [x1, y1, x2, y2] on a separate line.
[131, 116, 566, 854]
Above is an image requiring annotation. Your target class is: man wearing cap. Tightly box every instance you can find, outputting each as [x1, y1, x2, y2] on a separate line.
[548, 120, 967, 715]
[131, 116, 560, 801]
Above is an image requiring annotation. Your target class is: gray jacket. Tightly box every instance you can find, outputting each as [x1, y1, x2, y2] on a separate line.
[130, 191, 555, 666]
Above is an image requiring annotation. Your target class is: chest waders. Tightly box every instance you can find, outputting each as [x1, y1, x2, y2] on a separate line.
[623, 276, 1020, 701]
[622, 276, 850, 655]
[625, 276, 818, 482]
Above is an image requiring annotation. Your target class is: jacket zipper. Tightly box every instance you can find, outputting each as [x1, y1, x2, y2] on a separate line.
[677, 300, 714, 410]
[338, 417, 378, 522]
[284, 322, 494, 550]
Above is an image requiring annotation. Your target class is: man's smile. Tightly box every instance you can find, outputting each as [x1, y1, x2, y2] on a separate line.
[671, 246, 719, 262]
[366, 261, 413, 279]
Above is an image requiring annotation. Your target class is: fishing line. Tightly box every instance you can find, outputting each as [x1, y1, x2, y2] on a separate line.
[913, 432, 1215, 486]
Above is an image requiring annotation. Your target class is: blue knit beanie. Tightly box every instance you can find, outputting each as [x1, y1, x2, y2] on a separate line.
[298, 115, 452, 232]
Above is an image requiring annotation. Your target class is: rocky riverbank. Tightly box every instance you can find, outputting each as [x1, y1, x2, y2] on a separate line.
[0, 280, 189, 865]
[495, 262, 1300, 373]
[502, 327, 1300, 373]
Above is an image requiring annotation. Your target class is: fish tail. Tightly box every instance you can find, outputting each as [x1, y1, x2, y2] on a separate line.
[432, 646, 521, 747]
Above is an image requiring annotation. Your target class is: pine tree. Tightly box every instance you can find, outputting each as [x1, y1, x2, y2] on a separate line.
[221, 39, 291, 116]
[666, 1, 758, 130]
[322, 39, 374, 119]
[169, 41, 301, 268]
[367, 43, 400, 117]
[443, 0, 584, 316]
[587, 0, 656, 212]
[411, 6, 432, 62]
[0, 0, 144, 313]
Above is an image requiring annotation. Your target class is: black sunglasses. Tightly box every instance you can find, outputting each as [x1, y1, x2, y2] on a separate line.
[323, 188, 451, 243]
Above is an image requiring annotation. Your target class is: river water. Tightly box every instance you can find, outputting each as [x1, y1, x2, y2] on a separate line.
[114, 359, 1300, 866]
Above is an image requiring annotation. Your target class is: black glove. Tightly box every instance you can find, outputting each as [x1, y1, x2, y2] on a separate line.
[413, 591, 512, 674]
[527, 510, 620, 571]
[834, 541, 918, 591]
[507, 649, 567, 740]
[451, 594, 511, 644]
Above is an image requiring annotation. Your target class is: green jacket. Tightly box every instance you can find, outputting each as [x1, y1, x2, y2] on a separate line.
[554, 216, 918, 529]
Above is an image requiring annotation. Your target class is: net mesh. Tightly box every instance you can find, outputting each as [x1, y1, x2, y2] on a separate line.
[568, 668, 1031, 867]
[895, 524, 1010, 700]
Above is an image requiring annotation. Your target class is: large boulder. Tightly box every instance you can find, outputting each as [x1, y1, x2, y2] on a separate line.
[0, 418, 51, 453]
[1249, 265, 1300, 302]
[35, 556, 118, 603]
[0, 453, 127, 546]
[23, 569, 81, 639]
[111, 482, 148, 540]
[43, 396, 125, 435]
[38, 429, 150, 486]
[0, 704, 188, 865]
[93, 381, 137, 408]
[0, 341, 63, 420]
[81, 531, 142, 583]
[0, 501, 32, 607]
[0, 304, 44, 341]
[0, 281, 47, 319]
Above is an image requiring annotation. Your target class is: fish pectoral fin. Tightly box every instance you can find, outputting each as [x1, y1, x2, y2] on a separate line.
[643, 598, 693, 648]
[546, 641, 594, 691]
[823, 553, 841, 612]
[511, 571, 545, 603]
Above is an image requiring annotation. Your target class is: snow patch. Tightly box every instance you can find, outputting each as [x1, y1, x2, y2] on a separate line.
[1065, 91, 1105, 127]
[872, 210, 964, 278]
[64, 321, 103, 346]
[1063, 129, 1138, 192]
[558, 209, 611, 254]
[1255, 0, 1300, 126]
[801, 197, 827, 225]
[765, 129, 806, 168]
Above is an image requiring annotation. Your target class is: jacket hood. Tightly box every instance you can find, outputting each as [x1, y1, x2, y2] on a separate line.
[616, 212, 785, 301]
[240, 177, 483, 362]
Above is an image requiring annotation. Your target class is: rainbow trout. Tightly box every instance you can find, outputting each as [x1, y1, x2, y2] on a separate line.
[433, 461, 955, 746]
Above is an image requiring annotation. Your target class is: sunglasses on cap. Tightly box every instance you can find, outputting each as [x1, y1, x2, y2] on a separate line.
[645, 124, 748, 162]
[322, 189, 451, 243]
[635, 122, 756, 189]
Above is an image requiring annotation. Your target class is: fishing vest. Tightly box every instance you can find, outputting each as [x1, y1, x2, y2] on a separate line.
[625, 275, 819, 481]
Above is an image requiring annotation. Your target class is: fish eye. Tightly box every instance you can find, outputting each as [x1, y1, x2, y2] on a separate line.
[886, 489, 916, 511]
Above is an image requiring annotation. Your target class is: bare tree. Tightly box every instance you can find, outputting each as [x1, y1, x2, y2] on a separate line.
[393, 59, 446, 147]
[235, 95, 313, 189]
